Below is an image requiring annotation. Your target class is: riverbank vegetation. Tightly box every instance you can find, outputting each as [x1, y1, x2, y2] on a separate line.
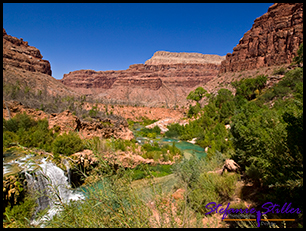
[164, 51, 303, 226]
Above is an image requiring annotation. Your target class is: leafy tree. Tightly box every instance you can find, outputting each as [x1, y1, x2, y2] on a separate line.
[186, 87, 207, 103]
[215, 89, 234, 109]
[232, 75, 267, 100]
[187, 102, 201, 118]
[231, 106, 289, 186]
[219, 100, 235, 122]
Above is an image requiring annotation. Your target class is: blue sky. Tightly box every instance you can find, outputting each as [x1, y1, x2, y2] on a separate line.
[3, 3, 273, 80]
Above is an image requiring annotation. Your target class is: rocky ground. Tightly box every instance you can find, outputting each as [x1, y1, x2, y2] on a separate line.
[81, 101, 186, 122]
[3, 100, 134, 141]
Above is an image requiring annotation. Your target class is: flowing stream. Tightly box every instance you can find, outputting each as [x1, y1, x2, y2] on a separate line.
[133, 122, 207, 159]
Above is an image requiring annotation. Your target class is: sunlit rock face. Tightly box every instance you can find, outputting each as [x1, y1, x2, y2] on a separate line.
[219, 3, 303, 73]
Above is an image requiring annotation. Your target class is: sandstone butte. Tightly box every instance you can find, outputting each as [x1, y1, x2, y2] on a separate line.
[219, 3, 303, 73]
[145, 51, 226, 65]
[60, 3, 303, 107]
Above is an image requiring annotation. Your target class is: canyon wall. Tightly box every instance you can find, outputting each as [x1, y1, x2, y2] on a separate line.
[3, 28, 78, 99]
[220, 3, 303, 73]
[60, 58, 223, 107]
[3, 28, 52, 76]
[4, 3, 303, 108]
[61, 62, 221, 90]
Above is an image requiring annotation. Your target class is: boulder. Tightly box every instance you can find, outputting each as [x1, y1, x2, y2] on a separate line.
[222, 159, 240, 174]
[207, 159, 240, 175]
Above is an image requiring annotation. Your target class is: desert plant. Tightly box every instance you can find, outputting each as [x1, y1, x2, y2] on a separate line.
[52, 131, 84, 157]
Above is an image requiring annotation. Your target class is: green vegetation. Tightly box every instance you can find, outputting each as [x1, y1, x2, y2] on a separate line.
[293, 43, 303, 65]
[88, 104, 99, 117]
[172, 153, 239, 214]
[186, 86, 207, 103]
[3, 113, 57, 152]
[231, 74, 267, 100]
[166, 65, 303, 218]
[141, 141, 182, 162]
[52, 131, 85, 158]
[125, 164, 173, 181]
[3, 195, 38, 228]
[137, 125, 161, 139]
[165, 86, 237, 158]
[3, 112, 85, 158]
[186, 86, 209, 118]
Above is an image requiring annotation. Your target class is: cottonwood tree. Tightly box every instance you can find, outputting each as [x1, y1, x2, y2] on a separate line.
[186, 87, 207, 104]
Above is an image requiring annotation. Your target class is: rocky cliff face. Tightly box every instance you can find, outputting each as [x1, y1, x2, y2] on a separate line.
[61, 63, 220, 90]
[3, 28, 52, 75]
[220, 3, 303, 73]
[3, 28, 79, 101]
[61, 53, 223, 107]
[145, 51, 225, 65]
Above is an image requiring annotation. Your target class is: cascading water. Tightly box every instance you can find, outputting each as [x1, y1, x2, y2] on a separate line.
[24, 158, 84, 225]
[63, 159, 71, 185]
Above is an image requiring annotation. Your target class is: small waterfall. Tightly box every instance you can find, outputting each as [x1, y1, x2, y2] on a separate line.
[25, 158, 84, 225]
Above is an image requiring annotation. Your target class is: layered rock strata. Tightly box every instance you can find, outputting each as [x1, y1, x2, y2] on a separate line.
[61, 63, 220, 90]
[61, 61, 222, 107]
[145, 51, 225, 65]
[3, 28, 78, 99]
[220, 3, 303, 73]
[3, 28, 52, 75]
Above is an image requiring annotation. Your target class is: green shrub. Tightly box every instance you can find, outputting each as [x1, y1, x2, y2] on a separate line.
[3, 117, 19, 133]
[273, 67, 286, 75]
[138, 125, 161, 138]
[142, 142, 161, 152]
[3, 131, 19, 148]
[3, 195, 38, 228]
[89, 105, 98, 117]
[3, 114, 57, 151]
[292, 43, 303, 65]
[186, 87, 207, 103]
[3, 112, 36, 133]
[215, 88, 234, 109]
[188, 172, 239, 214]
[165, 123, 184, 138]
[52, 131, 84, 156]
[232, 75, 267, 100]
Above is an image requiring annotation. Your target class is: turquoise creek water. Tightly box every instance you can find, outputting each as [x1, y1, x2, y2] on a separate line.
[133, 122, 207, 160]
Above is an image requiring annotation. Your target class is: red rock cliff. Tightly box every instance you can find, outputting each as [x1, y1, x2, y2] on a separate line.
[61, 62, 221, 91]
[3, 28, 52, 75]
[60, 60, 222, 107]
[219, 3, 303, 73]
